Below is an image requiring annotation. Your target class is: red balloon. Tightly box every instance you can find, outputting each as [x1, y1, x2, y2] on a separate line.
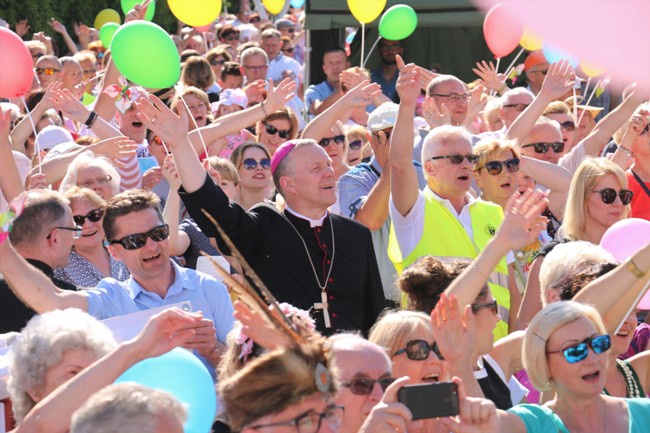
[0, 27, 34, 98]
[483, 4, 523, 58]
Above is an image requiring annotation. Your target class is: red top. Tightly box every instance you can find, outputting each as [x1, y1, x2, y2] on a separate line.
[626, 171, 650, 221]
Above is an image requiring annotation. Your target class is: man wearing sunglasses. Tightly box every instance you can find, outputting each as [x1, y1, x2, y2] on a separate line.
[34, 55, 62, 88]
[0, 190, 234, 377]
[0, 190, 78, 333]
[389, 60, 511, 340]
[523, 50, 549, 96]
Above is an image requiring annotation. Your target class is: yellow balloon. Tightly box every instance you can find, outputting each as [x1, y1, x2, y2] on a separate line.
[94, 9, 121, 30]
[347, 0, 387, 24]
[168, 0, 222, 27]
[263, 0, 286, 15]
[580, 61, 606, 78]
[520, 28, 543, 51]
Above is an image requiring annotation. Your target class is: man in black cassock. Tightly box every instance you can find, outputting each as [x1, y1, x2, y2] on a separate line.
[135, 89, 386, 335]
[176, 139, 385, 335]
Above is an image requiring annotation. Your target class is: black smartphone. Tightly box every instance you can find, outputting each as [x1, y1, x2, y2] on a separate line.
[397, 382, 460, 420]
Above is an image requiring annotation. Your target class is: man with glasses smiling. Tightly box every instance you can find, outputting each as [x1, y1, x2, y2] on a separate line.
[389, 61, 512, 340]
[0, 189, 234, 377]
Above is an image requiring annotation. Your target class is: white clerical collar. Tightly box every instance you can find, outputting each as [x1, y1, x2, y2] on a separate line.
[285, 205, 328, 228]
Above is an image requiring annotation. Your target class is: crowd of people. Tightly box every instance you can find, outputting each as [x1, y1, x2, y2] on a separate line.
[1, 0, 650, 432]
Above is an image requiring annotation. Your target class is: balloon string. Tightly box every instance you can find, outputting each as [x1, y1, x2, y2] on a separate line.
[362, 37, 381, 68]
[502, 47, 525, 80]
[180, 97, 209, 158]
[489, 57, 501, 97]
[577, 78, 601, 126]
[572, 87, 578, 123]
[360, 22, 365, 68]
[20, 96, 42, 174]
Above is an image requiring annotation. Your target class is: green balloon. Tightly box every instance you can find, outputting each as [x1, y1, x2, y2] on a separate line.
[111, 21, 180, 89]
[121, 0, 156, 21]
[379, 5, 417, 41]
[99, 23, 120, 48]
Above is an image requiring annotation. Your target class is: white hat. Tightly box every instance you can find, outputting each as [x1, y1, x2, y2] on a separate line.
[368, 102, 399, 132]
[35, 125, 75, 152]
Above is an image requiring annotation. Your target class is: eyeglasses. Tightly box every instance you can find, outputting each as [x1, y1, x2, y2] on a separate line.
[503, 103, 529, 112]
[243, 64, 268, 72]
[109, 224, 170, 250]
[47, 225, 83, 240]
[429, 154, 479, 164]
[471, 300, 498, 315]
[282, 47, 295, 53]
[349, 139, 363, 150]
[209, 58, 227, 66]
[249, 404, 344, 433]
[341, 377, 396, 395]
[592, 188, 633, 205]
[242, 158, 271, 170]
[430, 93, 470, 102]
[73, 208, 105, 226]
[82, 68, 96, 75]
[318, 135, 345, 148]
[224, 34, 239, 41]
[249, 17, 261, 23]
[522, 142, 565, 154]
[529, 69, 548, 75]
[264, 123, 291, 139]
[35, 67, 60, 76]
[476, 158, 520, 175]
[78, 175, 112, 189]
[393, 339, 445, 361]
[559, 120, 576, 132]
[547, 334, 611, 364]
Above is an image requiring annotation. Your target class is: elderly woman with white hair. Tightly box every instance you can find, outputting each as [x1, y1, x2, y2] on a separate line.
[59, 151, 121, 199]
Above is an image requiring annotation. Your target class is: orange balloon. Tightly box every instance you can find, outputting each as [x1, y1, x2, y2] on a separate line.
[580, 61, 606, 77]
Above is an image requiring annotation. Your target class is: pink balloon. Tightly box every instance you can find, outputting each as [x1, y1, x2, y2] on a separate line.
[474, 0, 650, 93]
[483, 4, 523, 58]
[0, 27, 34, 98]
[600, 218, 650, 262]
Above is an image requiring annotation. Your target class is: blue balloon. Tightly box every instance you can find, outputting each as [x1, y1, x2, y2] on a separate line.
[290, 0, 305, 7]
[115, 348, 216, 433]
[542, 44, 578, 69]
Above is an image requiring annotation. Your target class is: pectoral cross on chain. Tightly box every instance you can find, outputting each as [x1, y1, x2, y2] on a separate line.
[314, 290, 331, 328]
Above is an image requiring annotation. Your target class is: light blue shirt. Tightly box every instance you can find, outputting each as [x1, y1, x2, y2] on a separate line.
[87, 260, 234, 377]
[305, 81, 335, 117]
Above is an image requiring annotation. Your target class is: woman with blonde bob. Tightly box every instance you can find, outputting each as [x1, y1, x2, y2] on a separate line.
[447, 301, 650, 432]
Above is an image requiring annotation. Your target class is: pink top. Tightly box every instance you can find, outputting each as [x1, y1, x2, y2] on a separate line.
[218, 130, 247, 158]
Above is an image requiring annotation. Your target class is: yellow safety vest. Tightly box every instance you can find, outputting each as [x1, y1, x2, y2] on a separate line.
[388, 189, 510, 341]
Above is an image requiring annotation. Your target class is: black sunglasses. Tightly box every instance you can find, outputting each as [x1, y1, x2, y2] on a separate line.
[559, 120, 576, 132]
[477, 158, 520, 175]
[341, 377, 396, 395]
[349, 139, 363, 150]
[264, 123, 291, 139]
[522, 142, 565, 154]
[318, 134, 345, 147]
[209, 58, 227, 66]
[393, 339, 444, 361]
[429, 154, 479, 164]
[73, 208, 105, 226]
[592, 188, 633, 205]
[242, 158, 271, 170]
[471, 300, 498, 315]
[109, 224, 170, 250]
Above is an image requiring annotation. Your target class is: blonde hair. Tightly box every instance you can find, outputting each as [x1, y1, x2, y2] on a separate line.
[368, 310, 433, 359]
[62, 186, 106, 210]
[472, 138, 519, 172]
[543, 101, 572, 117]
[181, 56, 214, 90]
[170, 86, 210, 115]
[523, 301, 607, 391]
[559, 158, 629, 240]
[206, 156, 239, 184]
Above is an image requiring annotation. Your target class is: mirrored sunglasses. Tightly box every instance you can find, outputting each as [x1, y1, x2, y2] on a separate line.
[35, 67, 60, 76]
[242, 158, 271, 170]
[593, 188, 633, 205]
[393, 339, 444, 361]
[109, 224, 170, 250]
[73, 208, 105, 226]
[341, 377, 396, 395]
[547, 334, 611, 364]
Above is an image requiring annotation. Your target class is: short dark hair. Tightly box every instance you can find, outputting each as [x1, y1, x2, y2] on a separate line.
[103, 190, 162, 242]
[322, 46, 347, 61]
[559, 262, 618, 301]
[10, 190, 69, 247]
[218, 25, 240, 40]
[221, 62, 242, 80]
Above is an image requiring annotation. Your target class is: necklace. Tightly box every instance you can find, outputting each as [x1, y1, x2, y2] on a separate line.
[282, 213, 336, 328]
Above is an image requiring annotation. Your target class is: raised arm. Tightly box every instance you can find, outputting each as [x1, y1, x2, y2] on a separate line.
[0, 109, 24, 203]
[301, 80, 380, 141]
[573, 242, 650, 335]
[48, 18, 79, 54]
[519, 155, 571, 218]
[506, 60, 576, 143]
[10, 83, 61, 154]
[161, 155, 191, 256]
[0, 240, 88, 313]
[390, 56, 420, 217]
[17, 307, 202, 433]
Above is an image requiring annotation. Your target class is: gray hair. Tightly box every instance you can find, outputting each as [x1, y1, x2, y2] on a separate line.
[421, 125, 473, 164]
[71, 383, 187, 433]
[240, 47, 268, 66]
[59, 151, 121, 197]
[9, 189, 70, 247]
[8, 309, 117, 423]
[501, 87, 534, 106]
